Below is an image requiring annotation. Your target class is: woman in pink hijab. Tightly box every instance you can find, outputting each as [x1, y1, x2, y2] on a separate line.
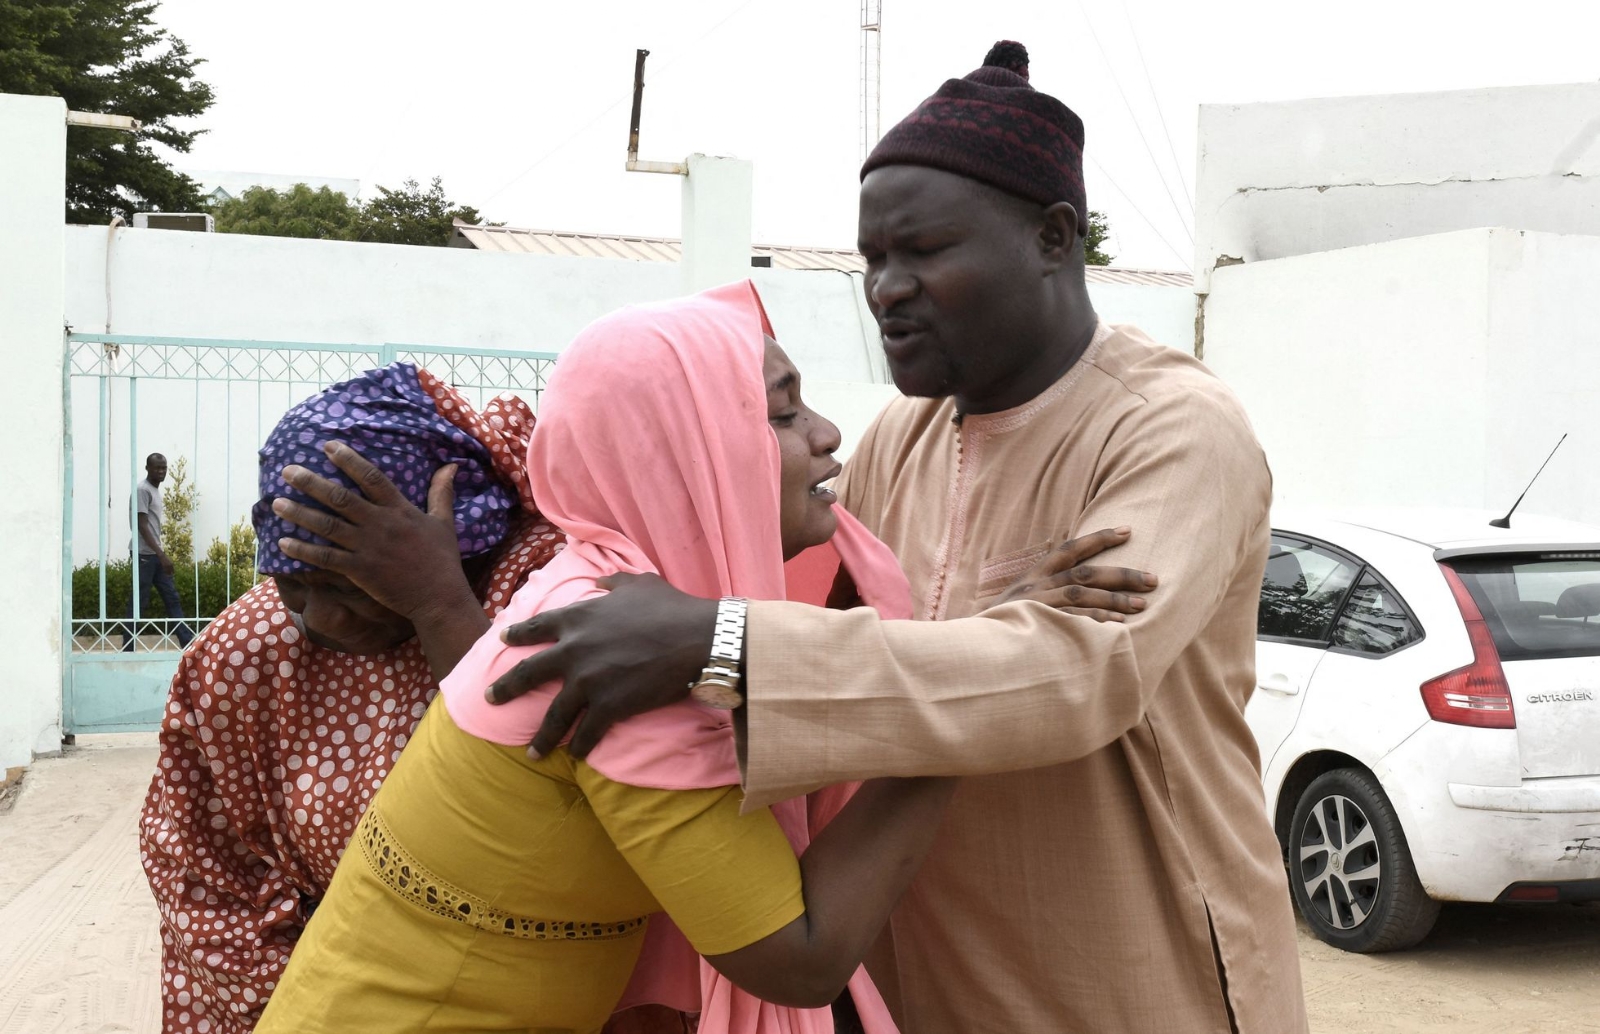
[254, 282, 948, 1033]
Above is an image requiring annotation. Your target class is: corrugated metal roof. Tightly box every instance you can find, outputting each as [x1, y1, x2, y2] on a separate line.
[1079, 266, 1196, 287]
[451, 222, 1192, 287]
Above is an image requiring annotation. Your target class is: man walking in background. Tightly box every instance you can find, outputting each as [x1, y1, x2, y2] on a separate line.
[123, 452, 193, 651]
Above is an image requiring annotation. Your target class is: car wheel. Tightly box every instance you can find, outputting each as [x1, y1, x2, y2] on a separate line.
[1288, 767, 1440, 953]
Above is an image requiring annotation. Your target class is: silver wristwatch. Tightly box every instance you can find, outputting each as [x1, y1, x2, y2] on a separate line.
[689, 597, 748, 709]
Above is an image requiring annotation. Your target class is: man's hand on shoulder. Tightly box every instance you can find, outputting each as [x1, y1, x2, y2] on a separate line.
[490, 574, 719, 759]
[990, 527, 1157, 619]
[488, 529, 1158, 761]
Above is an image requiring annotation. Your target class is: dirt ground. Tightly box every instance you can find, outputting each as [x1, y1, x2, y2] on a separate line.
[2, 737, 1597, 1034]
[0, 737, 162, 1034]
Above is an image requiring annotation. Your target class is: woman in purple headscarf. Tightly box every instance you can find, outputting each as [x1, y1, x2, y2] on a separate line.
[138, 364, 570, 1034]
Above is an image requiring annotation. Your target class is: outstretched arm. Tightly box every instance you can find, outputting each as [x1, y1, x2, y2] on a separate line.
[492, 388, 1265, 803]
[708, 776, 955, 1006]
[486, 527, 1154, 759]
[581, 764, 952, 1009]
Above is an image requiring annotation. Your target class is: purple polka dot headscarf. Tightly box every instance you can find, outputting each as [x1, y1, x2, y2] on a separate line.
[253, 362, 518, 575]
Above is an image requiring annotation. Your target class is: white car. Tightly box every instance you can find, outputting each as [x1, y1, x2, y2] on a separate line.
[1247, 508, 1600, 953]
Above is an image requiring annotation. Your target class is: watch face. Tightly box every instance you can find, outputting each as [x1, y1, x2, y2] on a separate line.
[691, 679, 744, 710]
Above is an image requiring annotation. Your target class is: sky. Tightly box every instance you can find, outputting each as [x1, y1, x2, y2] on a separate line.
[150, 0, 1600, 271]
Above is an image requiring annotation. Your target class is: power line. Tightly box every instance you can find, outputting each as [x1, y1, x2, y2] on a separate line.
[1085, 153, 1192, 270]
[480, 0, 760, 206]
[1122, 1, 1194, 217]
[1074, 0, 1194, 245]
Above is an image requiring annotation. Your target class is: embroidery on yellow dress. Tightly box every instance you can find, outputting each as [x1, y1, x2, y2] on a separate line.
[357, 805, 649, 941]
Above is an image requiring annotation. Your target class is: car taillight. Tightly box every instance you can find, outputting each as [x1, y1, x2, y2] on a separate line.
[1419, 565, 1516, 729]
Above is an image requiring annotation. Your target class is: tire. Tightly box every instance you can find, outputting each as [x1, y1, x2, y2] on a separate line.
[1287, 767, 1440, 953]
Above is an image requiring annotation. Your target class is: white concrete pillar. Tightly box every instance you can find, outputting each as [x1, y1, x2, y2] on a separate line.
[680, 153, 753, 293]
[0, 93, 68, 774]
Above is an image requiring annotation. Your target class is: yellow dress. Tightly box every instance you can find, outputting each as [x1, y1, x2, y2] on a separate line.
[256, 701, 805, 1033]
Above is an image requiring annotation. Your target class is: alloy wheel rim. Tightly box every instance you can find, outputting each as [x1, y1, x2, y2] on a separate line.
[1298, 793, 1383, 930]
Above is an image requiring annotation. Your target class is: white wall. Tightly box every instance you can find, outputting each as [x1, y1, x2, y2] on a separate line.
[749, 267, 888, 383]
[1203, 228, 1597, 525]
[67, 225, 689, 359]
[681, 155, 754, 293]
[804, 380, 900, 462]
[1, 94, 67, 771]
[1093, 283, 1195, 354]
[1481, 230, 1600, 525]
[1195, 83, 1600, 288]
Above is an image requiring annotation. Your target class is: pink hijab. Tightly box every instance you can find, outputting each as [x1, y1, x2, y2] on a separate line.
[441, 281, 910, 1034]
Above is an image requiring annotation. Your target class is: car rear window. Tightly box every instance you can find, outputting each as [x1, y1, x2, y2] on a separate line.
[1447, 554, 1600, 661]
[1332, 572, 1424, 655]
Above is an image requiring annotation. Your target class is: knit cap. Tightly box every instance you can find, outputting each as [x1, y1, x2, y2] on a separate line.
[862, 40, 1087, 217]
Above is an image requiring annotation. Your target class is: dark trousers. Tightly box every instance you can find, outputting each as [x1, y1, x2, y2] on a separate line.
[122, 554, 194, 649]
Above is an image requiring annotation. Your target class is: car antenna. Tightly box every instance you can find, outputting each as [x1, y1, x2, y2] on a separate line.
[1489, 433, 1567, 529]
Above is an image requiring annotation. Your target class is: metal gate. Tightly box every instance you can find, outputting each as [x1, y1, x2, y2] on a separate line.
[63, 333, 557, 733]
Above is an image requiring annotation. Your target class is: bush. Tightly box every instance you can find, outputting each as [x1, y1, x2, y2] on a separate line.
[73, 555, 136, 621]
[205, 519, 258, 570]
[72, 553, 259, 631]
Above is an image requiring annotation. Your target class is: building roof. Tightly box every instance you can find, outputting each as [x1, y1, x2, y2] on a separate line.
[450, 222, 1193, 287]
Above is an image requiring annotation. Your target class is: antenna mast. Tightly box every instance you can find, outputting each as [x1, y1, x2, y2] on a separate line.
[860, 1, 882, 163]
[1490, 433, 1568, 529]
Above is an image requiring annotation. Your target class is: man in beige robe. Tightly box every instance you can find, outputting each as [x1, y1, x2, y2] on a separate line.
[741, 313, 1299, 1032]
[493, 40, 1308, 1034]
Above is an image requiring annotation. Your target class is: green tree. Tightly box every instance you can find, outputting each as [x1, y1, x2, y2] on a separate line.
[161, 455, 196, 563]
[225, 518, 257, 570]
[210, 184, 362, 240]
[0, 0, 215, 222]
[209, 176, 485, 247]
[1085, 209, 1115, 266]
[354, 176, 483, 247]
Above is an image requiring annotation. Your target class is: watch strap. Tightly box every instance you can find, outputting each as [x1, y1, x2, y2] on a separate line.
[690, 597, 748, 709]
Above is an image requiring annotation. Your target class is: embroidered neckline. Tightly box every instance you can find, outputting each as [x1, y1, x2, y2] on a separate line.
[920, 322, 1114, 619]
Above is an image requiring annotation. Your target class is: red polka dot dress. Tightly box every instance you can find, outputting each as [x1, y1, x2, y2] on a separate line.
[138, 383, 565, 1034]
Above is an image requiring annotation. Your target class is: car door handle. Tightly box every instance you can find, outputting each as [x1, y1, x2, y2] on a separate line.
[1257, 672, 1302, 696]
